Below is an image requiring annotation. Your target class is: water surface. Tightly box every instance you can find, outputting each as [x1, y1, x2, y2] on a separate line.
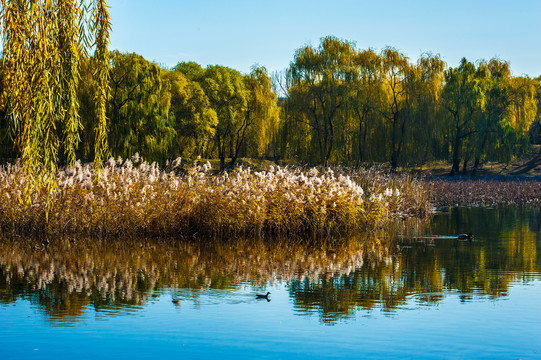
[1, 206, 540, 359]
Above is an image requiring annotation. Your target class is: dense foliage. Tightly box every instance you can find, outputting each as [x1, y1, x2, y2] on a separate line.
[280, 36, 540, 173]
[1, 33, 540, 175]
[77, 56, 279, 170]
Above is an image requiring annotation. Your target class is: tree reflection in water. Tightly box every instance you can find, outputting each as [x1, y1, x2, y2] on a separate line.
[0, 206, 539, 324]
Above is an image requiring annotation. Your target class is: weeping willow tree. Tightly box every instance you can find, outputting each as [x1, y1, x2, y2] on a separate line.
[0, 0, 110, 202]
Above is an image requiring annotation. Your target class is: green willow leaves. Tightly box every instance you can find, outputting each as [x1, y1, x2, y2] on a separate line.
[280, 36, 539, 173]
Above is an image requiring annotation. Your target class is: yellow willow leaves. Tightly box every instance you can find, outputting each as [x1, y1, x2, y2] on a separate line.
[91, 0, 110, 177]
[0, 0, 111, 211]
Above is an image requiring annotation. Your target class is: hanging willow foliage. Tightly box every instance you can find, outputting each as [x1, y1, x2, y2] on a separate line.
[0, 0, 110, 205]
[91, 0, 110, 176]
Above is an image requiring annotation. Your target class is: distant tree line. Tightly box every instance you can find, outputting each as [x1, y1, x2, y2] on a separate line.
[1, 35, 540, 174]
[278, 36, 540, 174]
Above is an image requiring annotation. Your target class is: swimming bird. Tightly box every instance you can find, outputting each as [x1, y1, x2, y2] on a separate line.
[256, 292, 271, 300]
[458, 233, 473, 240]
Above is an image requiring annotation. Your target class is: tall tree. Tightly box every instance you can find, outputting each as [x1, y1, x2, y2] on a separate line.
[234, 65, 279, 164]
[348, 49, 382, 162]
[92, 0, 111, 173]
[379, 48, 414, 171]
[288, 36, 354, 165]
[163, 69, 217, 159]
[201, 65, 247, 171]
[469, 59, 510, 174]
[502, 75, 538, 159]
[106, 51, 174, 162]
[405, 53, 445, 164]
[442, 58, 485, 175]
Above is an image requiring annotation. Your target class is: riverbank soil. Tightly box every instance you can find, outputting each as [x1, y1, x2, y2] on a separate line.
[411, 145, 541, 177]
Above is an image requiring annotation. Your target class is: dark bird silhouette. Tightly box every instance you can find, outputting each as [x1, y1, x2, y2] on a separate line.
[172, 296, 181, 305]
[458, 233, 473, 240]
[256, 292, 271, 300]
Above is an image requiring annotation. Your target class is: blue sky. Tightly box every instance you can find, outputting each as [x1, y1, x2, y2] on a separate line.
[109, 0, 541, 77]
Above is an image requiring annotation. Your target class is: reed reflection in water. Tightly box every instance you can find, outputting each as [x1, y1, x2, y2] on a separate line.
[1, 206, 539, 326]
[0, 233, 390, 325]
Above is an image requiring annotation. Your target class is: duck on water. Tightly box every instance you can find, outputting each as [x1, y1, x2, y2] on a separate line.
[458, 233, 473, 240]
[256, 292, 271, 301]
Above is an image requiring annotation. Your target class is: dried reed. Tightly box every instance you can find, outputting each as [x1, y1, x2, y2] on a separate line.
[0, 157, 432, 237]
[429, 177, 541, 207]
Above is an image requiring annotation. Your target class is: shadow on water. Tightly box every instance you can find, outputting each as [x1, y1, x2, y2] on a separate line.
[0, 206, 540, 325]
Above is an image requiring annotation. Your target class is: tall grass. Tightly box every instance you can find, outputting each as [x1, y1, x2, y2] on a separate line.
[0, 157, 432, 237]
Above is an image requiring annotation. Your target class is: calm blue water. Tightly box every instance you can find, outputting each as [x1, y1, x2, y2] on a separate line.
[1, 207, 540, 359]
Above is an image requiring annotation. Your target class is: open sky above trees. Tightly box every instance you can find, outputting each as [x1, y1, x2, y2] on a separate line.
[108, 0, 541, 77]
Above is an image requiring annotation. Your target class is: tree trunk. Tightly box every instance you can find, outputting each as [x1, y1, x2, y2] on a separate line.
[390, 113, 400, 172]
[391, 151, 398, 172]
[450, 154, 460, 176]
[217, 133, 226, 172]
[472, 157, 480, 176]
[450, 124, 461, 176]
[472, 133, 488, 176]
[355, 107, 367, 163]
[359, 122, 366, 162]
[394, 112, 408, 171]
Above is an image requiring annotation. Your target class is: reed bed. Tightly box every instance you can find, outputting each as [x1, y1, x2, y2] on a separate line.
[429, 177, 541, 207]
[0, 157, 432, 237]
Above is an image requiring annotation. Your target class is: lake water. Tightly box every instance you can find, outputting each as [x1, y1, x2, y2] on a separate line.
[1, 206, 540, 359]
